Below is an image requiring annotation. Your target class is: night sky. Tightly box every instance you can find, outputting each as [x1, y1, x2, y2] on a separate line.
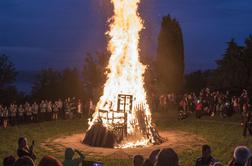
[1, 0, 252, 73]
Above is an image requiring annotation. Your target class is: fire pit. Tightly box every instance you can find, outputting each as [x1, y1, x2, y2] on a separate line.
[83, 0, 164, 148]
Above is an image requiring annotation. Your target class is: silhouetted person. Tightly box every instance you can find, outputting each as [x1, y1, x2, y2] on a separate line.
[229, 146, 251, 166]
[246, 156, 252, 166]
[3, 155, 16, 166]
[196, 145, 215, 166]
[149, 149, 160, 164]
[17, 137, 36, 160]
[143, 159, 154, 166]
[38, 155, 62, 166]
[62, 148, 84, 166]
[133, 155, 144, 166]
[156, 148, 179, 166]
[14, 156, 35, 166]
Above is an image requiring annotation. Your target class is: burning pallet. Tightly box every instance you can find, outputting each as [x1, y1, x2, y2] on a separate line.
[83, 94, 164, 148]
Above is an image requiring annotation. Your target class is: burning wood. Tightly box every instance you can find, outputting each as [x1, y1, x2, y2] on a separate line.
[83, 0, 164, 148]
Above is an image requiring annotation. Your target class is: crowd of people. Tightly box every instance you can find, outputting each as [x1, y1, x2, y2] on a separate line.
[177, 89, 250, 120]
[3, 137, 86, 166]
[3, 136, 252, 166]
[0, 98, 93, 128]
[154, 89, 251, 123]
[133, 144, 252, 166]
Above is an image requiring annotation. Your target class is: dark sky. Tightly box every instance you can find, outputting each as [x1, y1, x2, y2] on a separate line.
[1, 0, 252, 73]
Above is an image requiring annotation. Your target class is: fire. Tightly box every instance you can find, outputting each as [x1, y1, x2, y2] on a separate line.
[88, 0, 155, 148]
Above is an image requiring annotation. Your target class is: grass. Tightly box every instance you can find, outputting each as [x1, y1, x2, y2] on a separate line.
[0, 110, 251, 166]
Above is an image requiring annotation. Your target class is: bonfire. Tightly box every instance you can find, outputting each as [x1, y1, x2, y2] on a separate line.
[83, 0, 164, 148]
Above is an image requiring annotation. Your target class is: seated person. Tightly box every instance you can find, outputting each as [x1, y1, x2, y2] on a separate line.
[17, 137, 36, 160]
[62, 148, 85, 166]
[3, 155, 16, 166]
[14, 156, 35, 166]
[133, 155, 144, 166]
[229, 146, 251, 166]
[38, 155, 62, 166]
[196, 145, 215, 166]
[156, 148, 179, 166]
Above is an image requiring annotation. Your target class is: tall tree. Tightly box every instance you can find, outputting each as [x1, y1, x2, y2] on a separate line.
[31, 69, 62, 100]
[155, 15, 184, 94]
[82, 52, 109, 101]
[0, 54, 17, 89]
[61, 68, 83, 99]
[215, 39, 247, 89]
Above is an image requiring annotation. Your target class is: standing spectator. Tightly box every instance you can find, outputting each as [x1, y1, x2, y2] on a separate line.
[18, 105, 24, 124]
[2, 107, 9, 128]
[88, 99, 95, 117]
[17, 137, 36, 161]
[47, 101, 53, 121]
[10, 104, 17, 126]
[0, 105, 3, 127]
[32, 102, 39, 122]
[77, 99, 82, 118]
[40, 100, 46, 121]
[52, 102, 59, 120]
[196, 145, 215, 166]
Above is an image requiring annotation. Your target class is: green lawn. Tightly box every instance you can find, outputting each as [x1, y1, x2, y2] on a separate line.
[0, 110, 251, 166]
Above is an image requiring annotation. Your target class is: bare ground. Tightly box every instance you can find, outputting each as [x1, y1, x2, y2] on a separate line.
[41, 131, 206, 159]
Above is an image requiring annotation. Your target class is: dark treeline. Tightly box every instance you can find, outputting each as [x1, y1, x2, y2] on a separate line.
[1, 15, 251, 104]
[185, 36, 252, 94]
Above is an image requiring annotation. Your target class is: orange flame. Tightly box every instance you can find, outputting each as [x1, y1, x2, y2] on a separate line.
[88, 0, 154, 148]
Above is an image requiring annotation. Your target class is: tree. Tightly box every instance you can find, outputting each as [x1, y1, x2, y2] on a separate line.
[155, 15, 184, 94]
[243, 35, 252, 89]
[82, 52, 109, 101]
[0, 54, 17, 89]
[215, 39, 247, 89]
[61, 68, 83, 99]
[31, 69, 62, 100]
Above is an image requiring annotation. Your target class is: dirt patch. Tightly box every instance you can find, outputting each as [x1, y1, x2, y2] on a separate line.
[41, 131, 206, 159]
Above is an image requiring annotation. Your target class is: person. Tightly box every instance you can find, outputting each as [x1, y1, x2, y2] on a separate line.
[32, 102, 39, 122]
[77, 99, 82, 118]
[17, 137, 36, 160]
[38, 155, 62, 166]
[40, 100, 46, 121]
[149, 149, 160, 164]
[246, 156, 252, 166]
[0, 105, 3, 127]
[10, 104, 17, 126]
[133, 155, 144, 166]
[52, 102, 59, 120]
[18, 105, 24, 124]
[143, 159, 154, 166]
[196, 145, 215, 166]
[156, 148, 179, 166]
[2, 107, 9, 128]
[213, 162, 224, 166]
[3, 155, 16, 166]
[243, 103, 252, 136]
[195, 100, 203, 119]
[62, 148, 85, 166]
[14, 156, 35, 166]
[47, 101, 53, 121]
[229, 146, 251, 166]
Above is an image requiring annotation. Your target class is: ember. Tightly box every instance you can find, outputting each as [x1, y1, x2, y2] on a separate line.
[83, 0, 164, 148]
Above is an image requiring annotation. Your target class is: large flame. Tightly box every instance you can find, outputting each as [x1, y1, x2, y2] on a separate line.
[88, 0, 154, 148]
